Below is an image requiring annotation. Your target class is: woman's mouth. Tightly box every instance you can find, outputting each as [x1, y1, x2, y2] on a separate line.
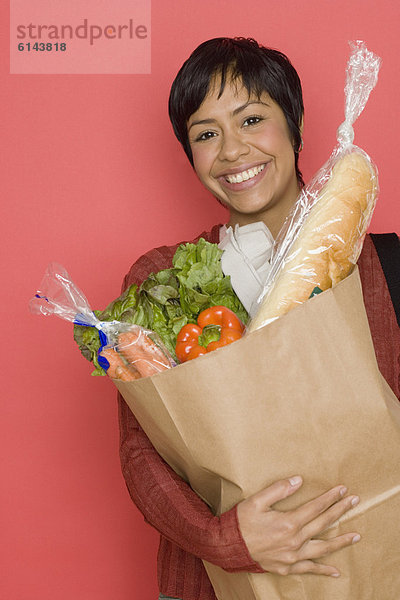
[224, 163, 266, 183]
[218, 162, 269, 191]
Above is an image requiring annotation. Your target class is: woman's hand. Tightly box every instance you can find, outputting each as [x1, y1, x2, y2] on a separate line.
[236, 476, 360, 577]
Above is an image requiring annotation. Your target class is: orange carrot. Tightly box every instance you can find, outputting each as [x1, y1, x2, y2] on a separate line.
[99, 347, 140, 381]
[118, 329, 171, 378]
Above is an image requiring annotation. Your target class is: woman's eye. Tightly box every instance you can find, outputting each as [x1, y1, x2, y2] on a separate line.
[243, 116, 263, 127]
[195, 131, 216, 142]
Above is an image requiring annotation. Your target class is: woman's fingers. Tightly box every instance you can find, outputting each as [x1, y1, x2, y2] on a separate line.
[300, 494, 359, 542]
[299, 532, 361, 562]
[251, 476, 304, 509]
[237, 479, 361, 577]
[278, 532, 361, 577]
[287, 559, 340, 577]
[291, 485, 348, 528]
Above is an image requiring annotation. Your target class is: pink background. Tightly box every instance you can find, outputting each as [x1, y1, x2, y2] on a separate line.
[2, 1, 400, 598]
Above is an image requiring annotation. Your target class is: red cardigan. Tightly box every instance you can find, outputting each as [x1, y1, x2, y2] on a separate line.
[117, 226, 400, 600]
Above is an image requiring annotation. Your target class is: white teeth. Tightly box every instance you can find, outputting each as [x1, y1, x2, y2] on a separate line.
[225, 163, 265, 184]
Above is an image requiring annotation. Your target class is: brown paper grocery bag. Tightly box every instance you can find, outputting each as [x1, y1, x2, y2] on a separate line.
[115, 267, 400, 600]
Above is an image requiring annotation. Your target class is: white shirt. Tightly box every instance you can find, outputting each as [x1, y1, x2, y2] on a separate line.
[218, 222, 274, 316]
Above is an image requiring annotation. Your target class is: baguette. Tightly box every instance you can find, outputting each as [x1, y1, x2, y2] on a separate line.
[248, 150, 378, 331]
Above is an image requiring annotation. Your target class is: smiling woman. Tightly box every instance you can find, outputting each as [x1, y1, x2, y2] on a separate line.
[117, 37, 400, 600]
[169, 38, 304, 237]
[187, 85, 300, 235]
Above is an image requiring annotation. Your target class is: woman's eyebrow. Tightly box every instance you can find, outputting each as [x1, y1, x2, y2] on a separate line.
[188, 100, 270, 131]
[188, 118, 216, 130]
[232, 100, 270, 116]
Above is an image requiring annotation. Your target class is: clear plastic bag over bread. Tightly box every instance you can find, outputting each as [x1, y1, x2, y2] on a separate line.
[29, 262, 175, 380]
[248, 41, 381, 332]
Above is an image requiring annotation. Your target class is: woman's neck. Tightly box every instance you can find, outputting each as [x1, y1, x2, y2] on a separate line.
[227, 182, 302, 239]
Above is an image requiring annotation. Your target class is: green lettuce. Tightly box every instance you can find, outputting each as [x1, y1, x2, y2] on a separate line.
[74, 238, 248, 375]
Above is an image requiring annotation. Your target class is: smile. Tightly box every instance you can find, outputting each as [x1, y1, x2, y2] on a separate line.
[224, 163, 266, 184]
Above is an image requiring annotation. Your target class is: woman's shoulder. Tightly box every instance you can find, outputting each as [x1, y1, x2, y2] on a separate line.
[358, 232, 400, 397]
[122, 223, 221, 290]
[358, 232, 399, 280]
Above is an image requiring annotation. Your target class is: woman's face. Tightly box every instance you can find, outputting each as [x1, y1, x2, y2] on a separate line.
[187, 77, 301, 235]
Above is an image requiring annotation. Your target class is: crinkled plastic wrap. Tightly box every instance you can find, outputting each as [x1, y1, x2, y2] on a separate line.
[248, 41, 381, 332]
[29, 262, 175, 380]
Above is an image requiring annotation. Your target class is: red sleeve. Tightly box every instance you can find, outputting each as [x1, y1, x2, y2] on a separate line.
[358, 234, 400, 400]
[117, 234, 264, 573]
[118, 397, 263, 572]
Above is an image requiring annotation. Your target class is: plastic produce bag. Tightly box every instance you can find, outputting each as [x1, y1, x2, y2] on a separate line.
[249, 41, 381, 331]
[29, 262, 175, 380]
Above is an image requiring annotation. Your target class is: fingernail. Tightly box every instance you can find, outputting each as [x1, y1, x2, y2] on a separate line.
[340, 486, 348, 497]
[351, 496, 360, 506]
[289, 476, 302, 486]
[352, 534, 361, 544]
[331, 572, 340, 578]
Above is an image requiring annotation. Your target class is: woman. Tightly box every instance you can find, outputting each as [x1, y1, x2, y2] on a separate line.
[118, 38, 400, 600]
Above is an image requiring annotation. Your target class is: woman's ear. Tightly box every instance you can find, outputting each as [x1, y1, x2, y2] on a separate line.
[299, 114, 304, 136]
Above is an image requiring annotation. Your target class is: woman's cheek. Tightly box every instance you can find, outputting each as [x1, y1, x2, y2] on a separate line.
[192, 147, 212, 185]
[256, 121, 293, 153]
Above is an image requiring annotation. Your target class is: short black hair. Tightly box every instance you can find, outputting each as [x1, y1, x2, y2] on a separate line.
[168, 37, 304, 186]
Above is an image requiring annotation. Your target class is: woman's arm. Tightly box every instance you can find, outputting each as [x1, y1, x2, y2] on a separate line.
[118, 393, 263, 572]
[119, 395, 359, 577]
[358, 234, 400, 400]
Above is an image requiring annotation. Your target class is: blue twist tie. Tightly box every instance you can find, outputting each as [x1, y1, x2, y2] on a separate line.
[35, 293, 49, 302]
[97, 328, 110, 371]
[73, 314, 112, 372]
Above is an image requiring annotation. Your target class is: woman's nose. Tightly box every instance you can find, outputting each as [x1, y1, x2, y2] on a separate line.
[218, 131, 249, 162]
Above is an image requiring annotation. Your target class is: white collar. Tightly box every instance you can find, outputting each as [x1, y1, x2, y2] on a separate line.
[218, 222, 274, 316]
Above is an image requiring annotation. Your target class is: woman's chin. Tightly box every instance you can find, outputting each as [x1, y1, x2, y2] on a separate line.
[226, 205, 272, 227]
[229, 197, 272, 217]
